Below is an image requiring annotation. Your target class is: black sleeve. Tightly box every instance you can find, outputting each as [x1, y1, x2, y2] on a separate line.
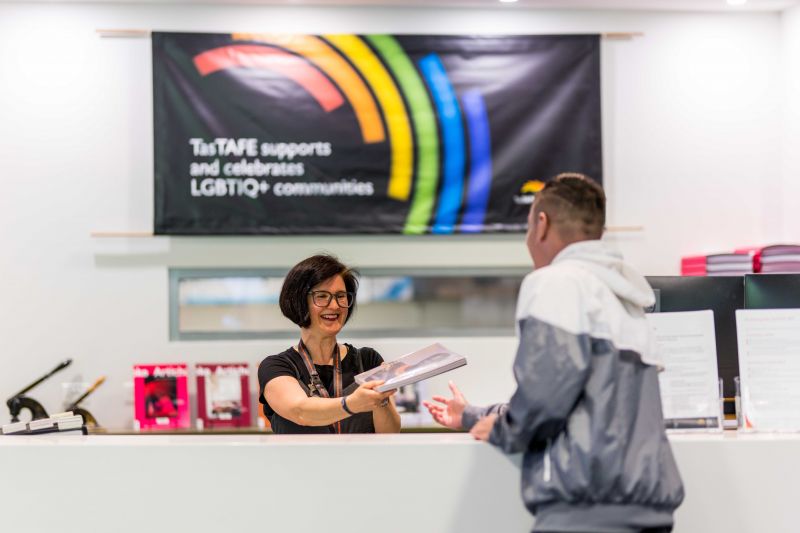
[358, 346, 384, 371]
[257, 353, 299, 405]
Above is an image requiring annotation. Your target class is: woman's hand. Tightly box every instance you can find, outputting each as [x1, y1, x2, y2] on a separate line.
[345, 381, 396, 413]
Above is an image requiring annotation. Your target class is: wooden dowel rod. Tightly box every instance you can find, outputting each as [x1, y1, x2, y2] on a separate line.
[606, 226, 644, 233]
[90, 227, 643, 237]
[96, 29, 150, 38]
[97, 29, 643, 40]
[602, 32, 645, 40]
[91, 231, 155, 238]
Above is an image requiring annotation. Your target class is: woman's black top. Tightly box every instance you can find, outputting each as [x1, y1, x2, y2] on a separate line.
[258, 344, 384, 434]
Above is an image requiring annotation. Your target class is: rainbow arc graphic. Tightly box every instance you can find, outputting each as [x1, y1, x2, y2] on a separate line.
[192, 33, 494, 235]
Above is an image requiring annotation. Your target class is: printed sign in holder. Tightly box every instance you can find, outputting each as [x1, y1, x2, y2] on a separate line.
[647, 310, 723, 433]
[736, 309, 800, 432]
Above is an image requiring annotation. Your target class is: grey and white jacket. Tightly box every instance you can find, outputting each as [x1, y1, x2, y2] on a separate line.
[463, 240, 684, 533]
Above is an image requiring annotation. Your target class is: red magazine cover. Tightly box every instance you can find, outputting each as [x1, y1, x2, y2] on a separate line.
[196, 363, 250, 428]
[133, 364, 190, 431]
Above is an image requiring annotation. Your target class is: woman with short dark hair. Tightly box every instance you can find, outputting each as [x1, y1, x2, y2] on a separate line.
[257, 254, 401, 434]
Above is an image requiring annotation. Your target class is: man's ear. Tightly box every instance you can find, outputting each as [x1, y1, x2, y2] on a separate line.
[536, 211, 550, 241]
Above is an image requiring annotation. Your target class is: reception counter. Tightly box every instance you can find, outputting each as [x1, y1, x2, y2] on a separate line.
[0, 432, 796, 533]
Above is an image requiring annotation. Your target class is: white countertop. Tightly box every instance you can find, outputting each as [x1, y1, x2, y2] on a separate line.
[2, 430, 798, 533]
[2, 428, 798, 446]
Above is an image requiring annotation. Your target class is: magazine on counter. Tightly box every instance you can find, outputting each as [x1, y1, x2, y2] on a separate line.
[354, 343, 467, 393]
[196, 363, 250, 428]
[133, 364, 190, 430]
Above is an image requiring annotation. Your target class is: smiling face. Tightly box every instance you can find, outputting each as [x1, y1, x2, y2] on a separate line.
[306, 274, 349, 337]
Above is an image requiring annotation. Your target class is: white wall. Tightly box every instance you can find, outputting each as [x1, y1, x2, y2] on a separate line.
[781, 4, 800, 240]
[0, 2, 786, 427]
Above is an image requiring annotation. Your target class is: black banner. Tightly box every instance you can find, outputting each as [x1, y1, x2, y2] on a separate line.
[153, 32, 601, 235]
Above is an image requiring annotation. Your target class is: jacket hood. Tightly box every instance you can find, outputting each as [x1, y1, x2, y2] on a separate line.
[551, 240, 655, 309]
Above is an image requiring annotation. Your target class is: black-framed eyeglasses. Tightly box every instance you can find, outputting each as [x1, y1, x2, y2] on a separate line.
[309, 290, 354, 308]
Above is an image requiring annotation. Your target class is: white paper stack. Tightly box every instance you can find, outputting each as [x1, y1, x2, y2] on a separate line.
[1, 421, 29, 435]
[1, 412, 85, 436]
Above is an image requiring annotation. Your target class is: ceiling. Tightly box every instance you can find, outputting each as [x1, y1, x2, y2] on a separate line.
[10, 0, 800, 12]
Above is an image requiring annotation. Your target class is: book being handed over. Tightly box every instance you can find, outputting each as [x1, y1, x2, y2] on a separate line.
[354, 343, 467, 393]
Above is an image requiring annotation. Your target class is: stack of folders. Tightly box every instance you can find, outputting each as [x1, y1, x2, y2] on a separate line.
[681, 252, 755, 276]
[705, 253, 754, 276]
[1, 412, 87, 436]
[680, 255, 707, 276]
[749, 244, 800, 273]
[682, 244, 800, 276]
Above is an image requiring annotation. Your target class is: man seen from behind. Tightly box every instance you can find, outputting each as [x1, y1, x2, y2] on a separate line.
[425, 174, 684, 533]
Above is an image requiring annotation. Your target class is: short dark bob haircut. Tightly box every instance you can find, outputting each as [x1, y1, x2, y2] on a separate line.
[279, 254, 359, 328]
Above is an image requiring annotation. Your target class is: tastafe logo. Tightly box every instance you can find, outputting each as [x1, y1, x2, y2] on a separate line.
[513, 179, 546, 205]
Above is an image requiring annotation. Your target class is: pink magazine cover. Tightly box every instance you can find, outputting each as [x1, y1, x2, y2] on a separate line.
[133, 364, 190, 430]
[196, 363, 250, 428]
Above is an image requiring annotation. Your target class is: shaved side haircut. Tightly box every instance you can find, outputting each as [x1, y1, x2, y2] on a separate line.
[533, 173, 606, 240]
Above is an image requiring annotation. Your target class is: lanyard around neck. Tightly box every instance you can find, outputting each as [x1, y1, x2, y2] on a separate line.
[297, 339, 343, 434]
